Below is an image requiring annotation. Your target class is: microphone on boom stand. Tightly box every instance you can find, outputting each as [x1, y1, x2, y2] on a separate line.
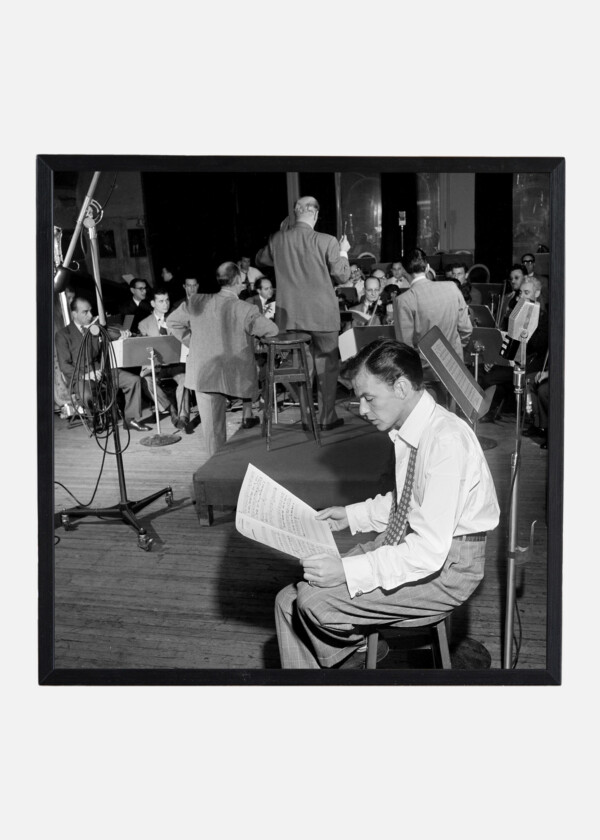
[501, 297, 540, 668]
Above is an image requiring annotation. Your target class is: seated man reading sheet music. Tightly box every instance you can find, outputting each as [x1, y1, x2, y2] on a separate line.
[274, 339, 500, 669]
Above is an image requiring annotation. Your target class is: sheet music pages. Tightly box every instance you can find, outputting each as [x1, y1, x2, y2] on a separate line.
[429, 338, 483, 415]
[236, 464, 340, 560]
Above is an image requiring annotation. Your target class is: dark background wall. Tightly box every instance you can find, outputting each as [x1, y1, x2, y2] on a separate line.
[475, 173, 513, 280]
[142, 171, 288, 293]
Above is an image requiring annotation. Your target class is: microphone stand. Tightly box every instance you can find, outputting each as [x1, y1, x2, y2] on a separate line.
[502, 343, 536, 668]
[55, 171, 102, 326]
[58, 210, 175, 551]
[470, 340, 497, 452]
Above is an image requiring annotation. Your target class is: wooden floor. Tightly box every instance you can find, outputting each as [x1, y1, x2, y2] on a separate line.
[51, 396, 549, 672]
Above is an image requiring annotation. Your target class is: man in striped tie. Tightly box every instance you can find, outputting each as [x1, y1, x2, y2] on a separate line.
[274, 339, 500, 668]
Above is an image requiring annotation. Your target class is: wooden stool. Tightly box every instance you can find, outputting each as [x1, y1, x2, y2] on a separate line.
[366, 613, 452, 669]
[260, 332, 321, 451]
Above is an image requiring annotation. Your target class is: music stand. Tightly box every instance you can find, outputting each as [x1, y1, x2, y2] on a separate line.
[417, 327, 495, 426]
[416, 326, 496, 667]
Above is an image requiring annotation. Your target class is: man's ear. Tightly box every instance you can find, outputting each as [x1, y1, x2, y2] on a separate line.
[393, 376, 408, 399]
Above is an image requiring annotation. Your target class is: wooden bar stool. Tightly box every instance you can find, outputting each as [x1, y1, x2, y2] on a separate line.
[365, 613, 453, 669]
[260, 332, 321, 451]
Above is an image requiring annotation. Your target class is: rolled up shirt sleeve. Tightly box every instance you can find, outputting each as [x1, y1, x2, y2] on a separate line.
[342, 430, 477, 598]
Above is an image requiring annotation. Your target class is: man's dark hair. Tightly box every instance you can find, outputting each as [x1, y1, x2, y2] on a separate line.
[341, 339, 424, 391]
[129, 278, 148, 290]
[521, 253, 535, 263]
[511, 263, 524, 272]
[70, 295, 92, 312]
[149, 285, 170, 302]
[454, 261, 469, 272]
[254, 275, 272, 291]
[216, 261, 241, 287]
[405, 250, 428, 275]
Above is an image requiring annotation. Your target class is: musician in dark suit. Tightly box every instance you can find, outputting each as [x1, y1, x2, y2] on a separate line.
[55, 296, 150, 431]
[247, 277, 276, 319]
[120, 278, 152, 334]
[138, 288, 190, 431]
[480, 278, 548, 423]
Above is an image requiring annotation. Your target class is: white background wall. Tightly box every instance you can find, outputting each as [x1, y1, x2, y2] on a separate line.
[4, 3, 593, 840]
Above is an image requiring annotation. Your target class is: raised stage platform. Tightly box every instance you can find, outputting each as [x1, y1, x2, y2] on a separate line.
[193, 406, 395, 525]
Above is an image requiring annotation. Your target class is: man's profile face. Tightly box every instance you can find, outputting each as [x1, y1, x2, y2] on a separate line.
[258, 280, 273, 300]
[73, 300, 93, 327]
[131, 282, 147, 302]
[519, 281, 540, 302]
[152, 294, 170, 315]
[365, 279, 380, 301]
[184, 279, 199, 299]
[452, 266, 467, 284]
[354, 369, 404, 432]
[509, 269, 524, 291]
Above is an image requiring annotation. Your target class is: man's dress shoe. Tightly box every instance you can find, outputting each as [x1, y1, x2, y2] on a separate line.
[522, 425, 546, 438]
[125, 419, 152, 432]
[337, 639, 390, 669]
[320, 417, 344, 431]
[241, 417, 260, 429]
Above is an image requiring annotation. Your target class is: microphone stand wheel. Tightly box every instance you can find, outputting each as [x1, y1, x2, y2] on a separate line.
[138, 530, 154, 552]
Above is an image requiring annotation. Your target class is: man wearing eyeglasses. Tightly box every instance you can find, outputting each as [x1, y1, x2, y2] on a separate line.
[521, 253, 536, 277]
[121, 278, 153, 334]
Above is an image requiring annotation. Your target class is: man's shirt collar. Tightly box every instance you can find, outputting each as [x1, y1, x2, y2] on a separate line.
[388, 390, 436, 448]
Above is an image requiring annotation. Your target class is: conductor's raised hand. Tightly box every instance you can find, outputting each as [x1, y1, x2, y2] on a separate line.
[339, 235, 351, 253]
[301, 553, 346, 588]
[316, 506, 349, 531]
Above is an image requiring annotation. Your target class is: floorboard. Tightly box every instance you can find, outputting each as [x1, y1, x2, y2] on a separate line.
[51, 398, 549, 673]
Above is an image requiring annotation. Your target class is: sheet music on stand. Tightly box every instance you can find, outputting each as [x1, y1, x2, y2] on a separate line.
[418, 327, 493, 425]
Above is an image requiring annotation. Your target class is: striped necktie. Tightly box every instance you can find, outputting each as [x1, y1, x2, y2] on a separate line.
[382, 445, 417, 546]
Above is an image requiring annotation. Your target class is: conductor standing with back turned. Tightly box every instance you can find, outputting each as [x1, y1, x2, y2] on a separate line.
[256, 196, 351, 430]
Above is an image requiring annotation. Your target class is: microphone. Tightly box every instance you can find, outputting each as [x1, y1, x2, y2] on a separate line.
[500, 298, 540, 362]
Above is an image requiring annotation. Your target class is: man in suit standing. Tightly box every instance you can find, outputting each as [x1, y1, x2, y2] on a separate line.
[55, 296, 150, 431]
[394, 251, 473, 399]
[256, 196, 351, 430]
[138, 289, 191, 432]
[168, 262, 279, 456]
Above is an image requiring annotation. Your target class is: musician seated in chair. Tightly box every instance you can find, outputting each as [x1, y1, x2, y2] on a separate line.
[274, 339, 500, 668]
[137, 288, 191, 432]
[349, 276, 385, 327]
[479, 277, 548, 423]
[55, 296, 150, 432]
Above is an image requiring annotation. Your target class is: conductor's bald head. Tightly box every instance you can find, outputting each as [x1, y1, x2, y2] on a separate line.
[216, 261, 242, 287]
[294, 196, 320, 228]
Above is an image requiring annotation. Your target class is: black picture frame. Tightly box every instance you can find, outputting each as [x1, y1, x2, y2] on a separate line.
[38, 154, 564, 686]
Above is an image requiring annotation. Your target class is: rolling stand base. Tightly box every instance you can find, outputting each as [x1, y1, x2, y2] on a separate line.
[60, 486, 174, 551]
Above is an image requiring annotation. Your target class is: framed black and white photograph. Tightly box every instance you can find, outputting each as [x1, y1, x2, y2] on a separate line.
[38, 155, 564, 687]
[97, 228, 116, 258]
[127, 227, 147, 258]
